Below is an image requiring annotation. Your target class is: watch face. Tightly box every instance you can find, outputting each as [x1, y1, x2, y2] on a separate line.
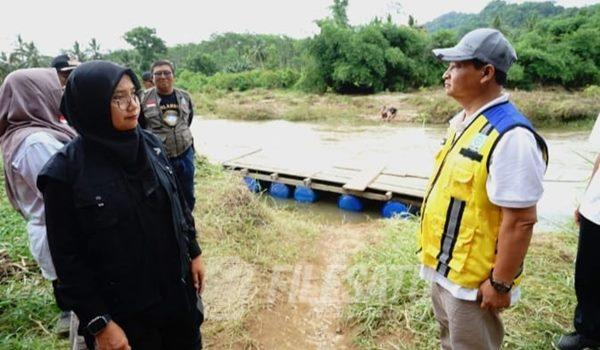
[88, 316, 108, 334]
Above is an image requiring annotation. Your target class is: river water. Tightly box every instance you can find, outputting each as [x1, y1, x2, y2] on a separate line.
[191, 119, 594, 233]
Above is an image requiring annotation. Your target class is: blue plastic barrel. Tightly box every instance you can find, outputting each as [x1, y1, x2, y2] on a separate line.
[382, 201, 410, 219]
[338, 194, 363, 212]
[294, 186, 318, 203]
[244, 177, 261, 193]
[269, 182, 291, 198]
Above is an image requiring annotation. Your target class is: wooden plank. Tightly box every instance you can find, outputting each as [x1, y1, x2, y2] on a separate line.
[225, 158, 428, 202]
[231, 171, 391, 201]
[343, 165, 386, 191]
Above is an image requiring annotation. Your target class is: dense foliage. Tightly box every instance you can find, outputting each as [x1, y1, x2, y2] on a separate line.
[1, 1, 599, 92]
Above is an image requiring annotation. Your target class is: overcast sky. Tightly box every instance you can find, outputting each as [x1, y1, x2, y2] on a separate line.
[2, 0, 598, 56]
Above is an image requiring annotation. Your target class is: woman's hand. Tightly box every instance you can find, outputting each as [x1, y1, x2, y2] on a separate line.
[95, 321, 130, 350]
[191, 255, 205, 294]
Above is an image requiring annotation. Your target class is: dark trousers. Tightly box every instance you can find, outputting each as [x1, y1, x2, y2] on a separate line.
[169, 146, 196, 210]
[84, 298, 203, 350]
[51, 280, 68, 312]
[574, 214, 600, 340]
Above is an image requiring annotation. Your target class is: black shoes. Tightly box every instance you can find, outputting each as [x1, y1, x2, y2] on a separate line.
[554, 332, 600, 350]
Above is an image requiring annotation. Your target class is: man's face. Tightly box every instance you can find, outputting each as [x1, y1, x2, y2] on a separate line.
[142, 80, 154, 89]
[152, 64, 174, 94]
[57, 71, 71, 88]
[442, 61, 484, 101]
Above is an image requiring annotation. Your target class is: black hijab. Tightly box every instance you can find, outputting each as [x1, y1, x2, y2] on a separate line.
[60, 61, 145, 170]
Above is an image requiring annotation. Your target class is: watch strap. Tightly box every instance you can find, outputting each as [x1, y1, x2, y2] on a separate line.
[489, 270, 513, 294]
[87, 314, 112, 335]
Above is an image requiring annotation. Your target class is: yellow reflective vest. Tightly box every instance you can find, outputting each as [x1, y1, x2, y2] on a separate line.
[419, 102, 548, 289]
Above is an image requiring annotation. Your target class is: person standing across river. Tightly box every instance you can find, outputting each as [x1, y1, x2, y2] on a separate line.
[418, 28, 548, 349]
[139, 60, 196, 210]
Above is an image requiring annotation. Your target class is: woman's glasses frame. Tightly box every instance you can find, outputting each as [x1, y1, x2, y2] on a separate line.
[112, 93, 140, 111]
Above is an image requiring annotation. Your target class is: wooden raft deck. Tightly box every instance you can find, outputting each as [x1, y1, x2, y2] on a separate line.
[220, 148, 429, 206]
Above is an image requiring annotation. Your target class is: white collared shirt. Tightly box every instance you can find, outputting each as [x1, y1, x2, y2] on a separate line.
[579, 113, 600, 225]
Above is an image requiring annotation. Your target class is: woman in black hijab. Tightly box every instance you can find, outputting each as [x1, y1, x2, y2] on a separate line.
[38, 61, 204, 350]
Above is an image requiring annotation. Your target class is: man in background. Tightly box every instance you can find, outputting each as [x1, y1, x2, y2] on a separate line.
[50, 54, 80, 87]
[139, 60, 196, 210]
[141, 71, 154, 90]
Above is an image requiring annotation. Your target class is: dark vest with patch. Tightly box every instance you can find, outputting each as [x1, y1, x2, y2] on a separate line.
[141, 87, 193, 158]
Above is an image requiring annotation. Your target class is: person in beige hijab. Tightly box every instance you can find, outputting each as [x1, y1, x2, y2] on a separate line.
[0, 68, 77, 336]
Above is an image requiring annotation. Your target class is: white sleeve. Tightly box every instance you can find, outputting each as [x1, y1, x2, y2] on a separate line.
[486, 127, 547, 208]
[16, 141, 62, 193]
[11, 134, 63, 280]
[588, 113, 600, 151]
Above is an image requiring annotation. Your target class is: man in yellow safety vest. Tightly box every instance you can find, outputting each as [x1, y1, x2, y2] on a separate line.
[418, 28, 548, 349]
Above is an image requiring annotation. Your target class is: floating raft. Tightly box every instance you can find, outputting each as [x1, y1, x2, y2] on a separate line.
[220, 147, 428, 207]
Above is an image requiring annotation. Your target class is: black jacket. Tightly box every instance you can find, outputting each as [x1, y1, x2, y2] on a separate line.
[37, 130, 201, 327]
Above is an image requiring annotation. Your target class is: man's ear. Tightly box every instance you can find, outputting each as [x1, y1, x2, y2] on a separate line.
[481, 65, 496, 84]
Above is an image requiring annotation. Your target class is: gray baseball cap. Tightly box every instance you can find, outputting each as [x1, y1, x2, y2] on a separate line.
[432, 28, 517, 73]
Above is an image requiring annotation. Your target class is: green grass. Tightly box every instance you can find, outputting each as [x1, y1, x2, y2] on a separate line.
[193, 157, 320, 266]
[191, 88, 600, 130]
[0, 160, 68, 350]
[181, 158, 322, 348]
[343, 218, 579, 349]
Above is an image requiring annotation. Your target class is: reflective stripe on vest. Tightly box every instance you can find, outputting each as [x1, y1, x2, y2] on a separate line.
[418, 102, 548, 289]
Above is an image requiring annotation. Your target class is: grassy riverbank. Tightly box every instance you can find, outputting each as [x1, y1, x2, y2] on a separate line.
[343, 219, 578, 349]
[192, 158, 322, 348]
[192, 87, 600, 129]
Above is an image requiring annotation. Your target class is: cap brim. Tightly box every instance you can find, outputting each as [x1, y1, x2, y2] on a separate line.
[58, 66, 77, 72]
[432, 47, 475, 62]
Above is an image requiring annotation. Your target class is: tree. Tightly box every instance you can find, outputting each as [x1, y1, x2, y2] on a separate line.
[123, 27, 167, 72]
[408, 15, 416, 27]
[184, 52, 217, 75]
[69, 41, 86, 62]
[87, 38, 103, 60]
[330, 0, 349, 26]
[8, 35, 41, 68]
[106, 49, 140, 70]
[491, 15, 504, 32]
[249, 39, 267, 68]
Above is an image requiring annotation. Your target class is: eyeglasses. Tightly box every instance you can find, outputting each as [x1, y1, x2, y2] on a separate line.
[112, 94, 140, 111]
[153, 70, 173, 78]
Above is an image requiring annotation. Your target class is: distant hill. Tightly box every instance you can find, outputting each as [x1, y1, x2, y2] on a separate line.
[424, 0, 566, 35]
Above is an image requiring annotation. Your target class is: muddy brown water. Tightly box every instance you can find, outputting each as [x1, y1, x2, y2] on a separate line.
[191, 118, 593, 233]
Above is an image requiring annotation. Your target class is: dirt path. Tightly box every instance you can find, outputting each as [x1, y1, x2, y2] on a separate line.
[246, 222, 372, 350]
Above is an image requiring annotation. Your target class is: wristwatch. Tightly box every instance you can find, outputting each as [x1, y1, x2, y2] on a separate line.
[87, 314, 112, 335]
[489, 270, 513, 294]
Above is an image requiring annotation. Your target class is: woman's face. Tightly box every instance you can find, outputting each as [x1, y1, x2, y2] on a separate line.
[110, 75, 140, 131]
